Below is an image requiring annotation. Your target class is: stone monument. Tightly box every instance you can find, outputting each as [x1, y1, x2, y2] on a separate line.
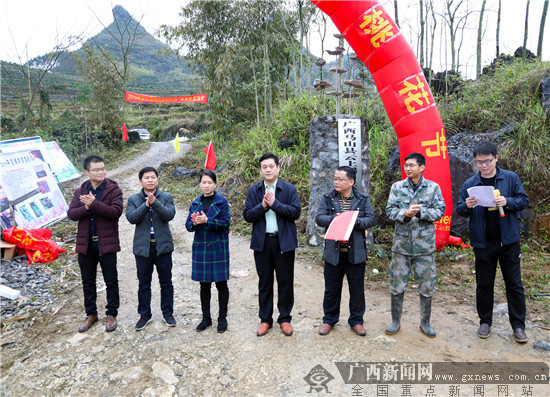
[307, 114, 370, 246]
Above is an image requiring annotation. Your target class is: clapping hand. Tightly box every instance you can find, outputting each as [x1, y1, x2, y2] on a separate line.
[404, 201, 421, 218]
[80, 192, 95, 211]
[146, 193, 156, 207]
[191, 211, 208, 225]
[263, 190, 275, 208]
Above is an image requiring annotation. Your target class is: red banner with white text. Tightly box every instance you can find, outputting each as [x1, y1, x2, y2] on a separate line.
[125, 92, 208, 103]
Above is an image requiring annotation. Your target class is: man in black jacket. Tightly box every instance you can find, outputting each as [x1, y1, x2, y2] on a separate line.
[457, 141, 530, 343]
[316, 166, 376, 336]
[126, 167, 176, 331]
[243, 153, 301, 337]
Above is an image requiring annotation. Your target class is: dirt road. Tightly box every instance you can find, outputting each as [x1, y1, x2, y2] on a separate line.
[1, 142, 548, 396]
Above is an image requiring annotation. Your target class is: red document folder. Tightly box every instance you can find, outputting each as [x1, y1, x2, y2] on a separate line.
[324, 210, 359, 241]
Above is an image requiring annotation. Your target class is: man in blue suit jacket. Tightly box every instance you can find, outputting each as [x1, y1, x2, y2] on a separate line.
[243, 153, 301, 337]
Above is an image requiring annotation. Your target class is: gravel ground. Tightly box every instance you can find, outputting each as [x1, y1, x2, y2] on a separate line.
[1, 142, 548, 397]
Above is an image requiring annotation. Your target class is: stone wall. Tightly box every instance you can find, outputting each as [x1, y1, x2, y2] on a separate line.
[307, 115, 370, 246]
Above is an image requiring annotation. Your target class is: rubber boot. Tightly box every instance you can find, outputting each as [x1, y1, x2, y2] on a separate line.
[419, 294, 436, 338]
[385, 292, 404, 335]
[196, 283, 212, 332]
[217, 284, 229, 333]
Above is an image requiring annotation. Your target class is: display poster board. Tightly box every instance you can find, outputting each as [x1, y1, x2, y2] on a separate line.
[0, 186, 9, 230]
[0, 136, 43, 152]
[0, 137, 80, 183]
[42, 141, 80, 182]
[1, 149, 68, 229]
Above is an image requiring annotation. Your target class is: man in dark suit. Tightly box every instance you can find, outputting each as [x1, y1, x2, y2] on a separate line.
[243, 153, 301, 336]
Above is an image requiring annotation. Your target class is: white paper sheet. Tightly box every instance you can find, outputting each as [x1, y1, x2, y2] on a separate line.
[467, 186, 497, 207]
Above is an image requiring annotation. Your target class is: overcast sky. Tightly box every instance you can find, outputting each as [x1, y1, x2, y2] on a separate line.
[1, 0, 548, 79]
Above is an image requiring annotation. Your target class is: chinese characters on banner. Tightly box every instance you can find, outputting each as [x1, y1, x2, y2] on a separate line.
[124, 92, 208, 103]
[398, 76, 431, 114]
[312, 0, 453, 248]
[359, 7, 397, 48]
[338, 119, 362, 184]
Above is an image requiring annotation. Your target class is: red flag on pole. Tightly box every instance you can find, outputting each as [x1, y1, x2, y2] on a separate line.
[203, 140, 217, 171]
[121, 124, 128, 142]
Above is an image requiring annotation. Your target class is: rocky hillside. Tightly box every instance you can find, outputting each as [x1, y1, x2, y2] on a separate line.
[29, 5, 194, 92]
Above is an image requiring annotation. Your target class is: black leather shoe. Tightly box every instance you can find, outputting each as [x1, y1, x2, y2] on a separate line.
[477, 323, 490, 339]
[513, 328, 528, 343]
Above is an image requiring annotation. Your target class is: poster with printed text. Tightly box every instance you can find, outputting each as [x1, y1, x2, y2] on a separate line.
[0, 137, 80, 183]
[43, 141, 80, 182]
[1, 149, 68, 229]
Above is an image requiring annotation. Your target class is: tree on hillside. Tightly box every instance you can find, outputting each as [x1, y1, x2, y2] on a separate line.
[537, 0, 549, 58]
[296, 0, 317, 96]
[426, 0, 437, 80]
[476, 0, 487, 78]
[439, 0, 474, 73]
[496, 0, 501, 58]
[394, 0, 400, 27]
[523, 0, 531, 49]
[1, 33, 82, 132]
[417, 0, 437, 76]
[161, 0, 300, 132]
[419, 0, 425, 67]
[89, 5, 146, 122]
[75, 44, 123, 146]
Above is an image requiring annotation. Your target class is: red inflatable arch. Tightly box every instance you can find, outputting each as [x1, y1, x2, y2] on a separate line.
[312, 0, 453, 248]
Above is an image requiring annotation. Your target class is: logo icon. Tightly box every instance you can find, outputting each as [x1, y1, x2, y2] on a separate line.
[304, 364, 335, 393]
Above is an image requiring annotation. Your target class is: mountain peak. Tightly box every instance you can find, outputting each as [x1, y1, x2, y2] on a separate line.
[112, 5, 133, 24]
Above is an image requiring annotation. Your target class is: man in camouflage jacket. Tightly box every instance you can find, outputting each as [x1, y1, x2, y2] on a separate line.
[385, 152, 445, 338]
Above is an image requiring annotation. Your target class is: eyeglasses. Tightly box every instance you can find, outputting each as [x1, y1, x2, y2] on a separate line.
[475, 158, 495, 167]
[403, 163, 418, 169]
[89, 167, 106, 173]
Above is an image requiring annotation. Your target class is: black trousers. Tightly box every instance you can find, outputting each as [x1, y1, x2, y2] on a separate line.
[135, 245, 174, 319]
[253, 235, 295, 325]
[474, 241, 526, 330]
[199, 281, 229, 318]
[78, 240, 119, 317]
[323, 254, 366, 327]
